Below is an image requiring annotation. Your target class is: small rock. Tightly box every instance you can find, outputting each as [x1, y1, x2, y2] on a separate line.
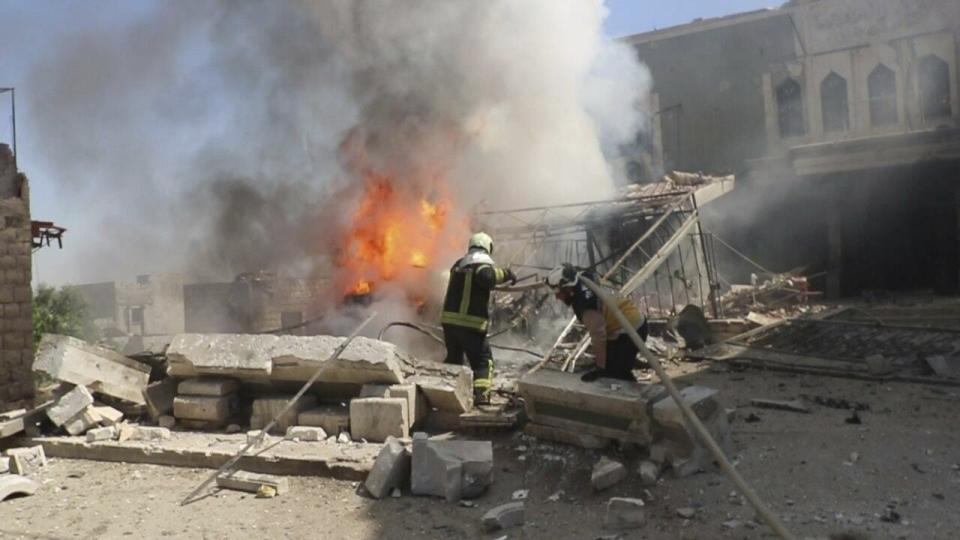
[256, 485, 277, 499]
[638, 460, 659, 486]
[391, 488, 402, 498]
[547, 490, 564, 502]
[85, 425, 118, 442]
[591, 457, 627, 492]
[225, 424, 242, 434]
[676, 507, 695, 519]
[512, 489, 529, 500]
[722, 520, 741, 529]
[247, 430, 266, 447]
[482, 502, 525, 531]
[850, 452, 860, 463]
[603, 497, 645, 530]
[337, 432, 352, 444]
[158, 415, 176, 430]
[459, 500, 477, 508]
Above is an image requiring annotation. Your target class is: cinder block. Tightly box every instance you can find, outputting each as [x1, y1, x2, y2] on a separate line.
[297, 404, 349, 435]
[173, 395, 230, 422]
[410, 432, 493, 502]
[5, 445, 46, 475]
[86, 425, 118, 442]
[177, 377, 239, 397]
[46, 385, 95, 426]
[285, 426, 326, 441]
[350, 398, 408, 443]
[91, 405, 123, 426]
[63, 407, 99, 436]
[387, 384, 426, 428]
[250, 395, 317, 434]
[359, 384, 390, 398]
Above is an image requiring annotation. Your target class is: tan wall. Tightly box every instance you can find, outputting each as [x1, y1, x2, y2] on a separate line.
[0, 144, 33, 407]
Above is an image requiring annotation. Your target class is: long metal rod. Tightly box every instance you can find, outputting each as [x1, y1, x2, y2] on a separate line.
[578, 277, 795, 540]
[180, 312, 378, 505]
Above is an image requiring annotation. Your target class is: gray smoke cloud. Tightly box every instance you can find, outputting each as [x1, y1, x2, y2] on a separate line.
[19, 0, 650, 288]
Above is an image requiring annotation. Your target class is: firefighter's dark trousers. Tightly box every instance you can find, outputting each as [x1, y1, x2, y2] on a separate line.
[441, 324, 494, 398]
[601, 320, 650, 381]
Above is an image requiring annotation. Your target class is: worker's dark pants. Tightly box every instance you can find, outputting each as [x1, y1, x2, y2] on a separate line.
[442, 324, 494, 392]
[602, 321, 650, 381]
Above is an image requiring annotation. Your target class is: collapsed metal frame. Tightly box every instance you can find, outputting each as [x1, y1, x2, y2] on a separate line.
[478, 178, 731, 370]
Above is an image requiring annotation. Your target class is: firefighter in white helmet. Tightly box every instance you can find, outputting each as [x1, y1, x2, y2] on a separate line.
[546, 263, 649, 382]
[440, 232, 516, 405]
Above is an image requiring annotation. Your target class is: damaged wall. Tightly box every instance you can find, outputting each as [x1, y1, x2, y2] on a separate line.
[0, 143, 34, 406]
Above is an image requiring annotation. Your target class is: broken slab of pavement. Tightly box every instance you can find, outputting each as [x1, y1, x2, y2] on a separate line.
[17, 431, 379, 481]
[34, 334, 151, 405]
[410, 432, 493, 502]
[216, 470, 289, 495]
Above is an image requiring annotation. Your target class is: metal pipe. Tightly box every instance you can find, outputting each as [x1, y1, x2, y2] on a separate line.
[578, 276, 796, 540]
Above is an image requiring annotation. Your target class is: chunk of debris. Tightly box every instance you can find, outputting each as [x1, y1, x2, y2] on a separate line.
[251, 395, 318, 434]
[85, 425, 118, 442]
[409, 364, 474, 413]
[216, 470, 289, 496]
[638, 460, 659, 486]
[256, 485, 277, 498]
[34, 334, 150, 404]
[350, 397, 409, 442]
[676, 507, 695, 519]
[298, 405, 350, 436]
[91, 405, 123, 426]
[364, 436, 411, 499]
[1, 403, 51, 440]
[337, 432, 352, 444]
[604, 498, 646, 530]
[158, 415, 176, 429]
[411, 432, 493, 502]
[5, 445, 46, 476]
[0, 475, 38, 502]
[177, 377, 239, 396]
[130, 426, 171, 442]
[482, 502, 525, 532]
[523, 422, 611, 450]
[63, 407, 100, 436]
[387, 384, 426, 428]
[650, 386, 731, 477]
[591, 457, 627, 491]
[173, 395, 232, 425]
[749, 398, 810, 414]
[143, 378, 177, 421]
[925, 356, 959, 378]
[286, 426, 326, 442]
[46, 386, 95, 427]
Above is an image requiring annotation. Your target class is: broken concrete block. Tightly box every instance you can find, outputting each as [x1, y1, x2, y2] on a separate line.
[482, 502, 525, 531]
[411, 432, 493, 501]
[638, 460, 659, 486]
[91, 405, 124, 426]
[216, 470, 289, 495]
[34, 334, 151, 404]
[359, 384, 390, 398]
[387, 384, 426, 428]
[364, 437, 411, 499]
[131, 426, 171, 442]
[603, 497, 646, 530]
[250, 395, 317, 434]
[46, 385, 95, 426]
[116, 422, 136, 442]
[0, 475, 38, 502]
[925, 355, 959, 378]
[518, 370, 662, 445]
[86, 425, 118, 442]
[523, 422, 611, 450]
[0, 403, 51, 440]
[173, 395, 231, 422]
[652, 386, 720, 431]
[337, 432, 352, 444]
[63, 407, 100, 436]
[5, 445, 46, 476]
[158, 415, 176, 429]
[298, 405, 350, 435]
[591, 457, 627, 491]
[409, 365, 473, 413]
[177, 377, 239, 397]
[0, 456, 9, 474]
[286, 426, 326, 441]
[350, 398, 409, 443]
[143, 378, 177, 421]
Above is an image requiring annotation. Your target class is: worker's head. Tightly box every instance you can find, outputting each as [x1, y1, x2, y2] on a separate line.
[468, 232, 494, 255]
[546, 263, 578, 304]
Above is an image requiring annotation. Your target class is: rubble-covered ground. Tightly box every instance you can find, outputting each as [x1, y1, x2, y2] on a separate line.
[4, 362, 959, 539]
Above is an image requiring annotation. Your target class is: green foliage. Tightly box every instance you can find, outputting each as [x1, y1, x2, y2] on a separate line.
[32, 284, 98, 347]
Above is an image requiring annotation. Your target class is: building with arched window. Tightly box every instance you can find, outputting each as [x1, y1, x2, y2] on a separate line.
[820, 72, 849, 132]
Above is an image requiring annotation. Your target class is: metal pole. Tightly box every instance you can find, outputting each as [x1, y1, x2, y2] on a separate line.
[10, 88, 15, 167]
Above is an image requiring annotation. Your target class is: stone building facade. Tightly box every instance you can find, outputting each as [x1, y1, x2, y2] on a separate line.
[0, 144, 33, 407]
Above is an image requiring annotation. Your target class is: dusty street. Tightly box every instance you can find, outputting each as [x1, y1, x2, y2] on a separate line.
[4, 364, 959, 540]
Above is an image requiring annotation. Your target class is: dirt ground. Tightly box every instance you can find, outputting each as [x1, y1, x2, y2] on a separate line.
[3, 363, 959, 540]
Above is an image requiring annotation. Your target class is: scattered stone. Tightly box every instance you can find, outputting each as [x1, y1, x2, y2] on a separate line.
[749, 398, 810, 414]
[652, 386, 720, 430]
[0, 475, 38, 502]
[85, 425, 118, 442]
[337, 432, 352, 444]
[298, 405, 350, 436]
[391, 488, 402, 498]
[143, 377, 177, 420]
[676, 507, 695, 519]
[409, 370, 474, 413]
[5, 446, 46, 476]
[286, 426, 327, 442]
[63, 407, 100, 436]
[131, 426, 171, 441]
[603, 497, 646, 530]
[177, 377, 239, 396]
[482, 502, 525, 531]
[638, 460, 659, 486]
[547, 490, 564, 502]
[411, 432, 494, 502]
[364, 437, 411, 499]
[216, 470, 289, 495]
[225, 423, 242, 434]
[46, 386, 95, 426]
[250, 395, 318, 434]
[591, 457, 627, 491]
[90, 405, 124, 426]
[350, 397, 409, 443]
[512, 489, 529, 500]
[158, 415, 176, 429]
[173, 395, 231, 422]
[34, 334, 150, 404]
[722, 520, 741, 529]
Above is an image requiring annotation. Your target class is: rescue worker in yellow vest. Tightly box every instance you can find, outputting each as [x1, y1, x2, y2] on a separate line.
[546, 263, 648, 382]
[441, 232, 516, 405]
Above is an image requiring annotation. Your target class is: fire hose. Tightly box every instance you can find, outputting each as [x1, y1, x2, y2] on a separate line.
[578, 276, 796, 540]
[377, 321, 542, 358]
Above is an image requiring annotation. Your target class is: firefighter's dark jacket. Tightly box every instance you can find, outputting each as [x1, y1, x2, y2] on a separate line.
[441, 249, 509, 332]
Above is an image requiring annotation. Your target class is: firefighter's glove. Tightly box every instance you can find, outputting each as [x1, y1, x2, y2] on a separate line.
[503, 268, 517, 285]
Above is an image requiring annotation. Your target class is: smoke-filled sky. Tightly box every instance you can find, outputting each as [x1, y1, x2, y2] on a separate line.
[0, 0, 774, 287]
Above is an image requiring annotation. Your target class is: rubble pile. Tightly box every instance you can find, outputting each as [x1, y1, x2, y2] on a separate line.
[720, 272, 825, 321]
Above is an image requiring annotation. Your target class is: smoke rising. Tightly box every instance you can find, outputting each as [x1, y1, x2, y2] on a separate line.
[19, 0, 650, 289]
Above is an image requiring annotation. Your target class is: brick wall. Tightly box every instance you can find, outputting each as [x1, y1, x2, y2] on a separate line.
[0, 143, 33, 408]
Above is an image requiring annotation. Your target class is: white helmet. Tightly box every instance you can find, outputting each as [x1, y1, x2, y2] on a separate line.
[545, 263, 579, 289]
[468, 232, 494, 254]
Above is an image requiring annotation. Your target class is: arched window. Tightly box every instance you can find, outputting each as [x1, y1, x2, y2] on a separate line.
[868, 64, 898, 126]
[776, 78, 805, 137]
[919, 55, 951, 120]
[820, 72, 849, 132]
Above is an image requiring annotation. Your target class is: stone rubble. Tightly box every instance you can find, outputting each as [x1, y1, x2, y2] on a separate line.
[5, 445, 46, 476]
[482, 502, 525, 531]
[603, 497, 646, 530]
[591, 457, 627, 491]
[364, 436, 411, 499]
[411, 432, 493, 502]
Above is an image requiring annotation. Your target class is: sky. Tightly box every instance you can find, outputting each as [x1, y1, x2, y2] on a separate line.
[0, 0, 778, 286]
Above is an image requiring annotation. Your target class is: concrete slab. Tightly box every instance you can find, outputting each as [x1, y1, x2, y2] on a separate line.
[34, 334, 150, 404]
[46, 386, 95, 426]
[0, 456, 8, 474]
[298, 405, 350, 435]
[0, 402, 51, 439]
[364, 437, 410, 499]
[0, 475, 38, 502]
[651, 386, 721, 431]
[143, 378, 177, 421]
[251, 395, 317, 434]
[20, 432, 377, 480]
[177, 377, 239, 397]
[518, 370, 663, 445]
[350, 398, 409, 442]
[173, 395, 231, 422]
[91, 405, 124, 425]
[409, 373, 473, 413]
[217, 470, 289, 495]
